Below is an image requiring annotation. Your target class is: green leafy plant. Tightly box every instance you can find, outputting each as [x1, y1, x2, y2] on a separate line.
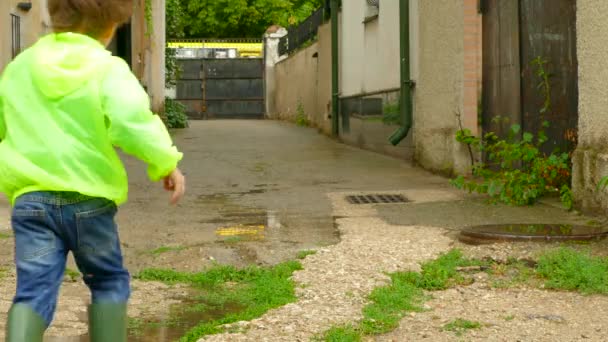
[452, 56, 572, 207]
[164, 98, 189, 129]
[295, 101, 310, 127]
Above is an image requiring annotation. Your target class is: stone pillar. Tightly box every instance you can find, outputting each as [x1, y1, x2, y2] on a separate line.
[264, 26, 287, 119]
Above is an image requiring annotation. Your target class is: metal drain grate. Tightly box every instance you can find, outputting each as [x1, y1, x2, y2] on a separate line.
[346, 194, 408, 205]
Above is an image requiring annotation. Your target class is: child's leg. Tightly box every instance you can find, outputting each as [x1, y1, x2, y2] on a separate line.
[8, 197, 68, 341]
[69, 199, 130, 342]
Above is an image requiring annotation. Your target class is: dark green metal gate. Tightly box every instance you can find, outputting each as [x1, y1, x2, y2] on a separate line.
[176, 58, 265, 119]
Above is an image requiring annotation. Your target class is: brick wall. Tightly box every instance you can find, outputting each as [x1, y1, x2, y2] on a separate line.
[463, 0, 482, 135]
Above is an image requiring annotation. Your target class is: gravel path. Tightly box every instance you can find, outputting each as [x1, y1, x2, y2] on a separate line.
[202, 190, 458, 341]
[203, 189, 608, 342]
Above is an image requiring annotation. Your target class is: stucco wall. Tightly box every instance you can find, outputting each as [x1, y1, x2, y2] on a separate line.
[271, 23, 332, 134]
[0, 0, 166, 112]
[0, 0, 46, 73]
[340, 1, 400, 96]
[572, 0, 608, 212]
[412, 0, 470, 175]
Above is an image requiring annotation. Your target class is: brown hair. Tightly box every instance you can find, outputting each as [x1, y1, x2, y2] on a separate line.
[48, 0, 133, 36]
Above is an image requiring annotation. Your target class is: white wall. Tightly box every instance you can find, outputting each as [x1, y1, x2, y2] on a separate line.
[340, 1, 401, 97]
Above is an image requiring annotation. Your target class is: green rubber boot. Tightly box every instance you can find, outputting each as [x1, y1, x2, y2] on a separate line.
[6, 303, 46, 342]
[88, 303, 127, 342]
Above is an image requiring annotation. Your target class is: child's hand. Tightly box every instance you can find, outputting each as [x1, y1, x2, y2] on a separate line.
[163, 168, 186, 205]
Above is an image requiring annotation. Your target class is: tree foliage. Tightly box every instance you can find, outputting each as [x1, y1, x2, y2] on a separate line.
[177, 0, 323, 38]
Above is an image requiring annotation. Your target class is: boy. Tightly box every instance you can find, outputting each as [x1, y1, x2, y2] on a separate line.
[0, 0, 185, 341]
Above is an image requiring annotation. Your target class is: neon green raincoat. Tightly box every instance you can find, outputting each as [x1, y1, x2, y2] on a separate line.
[0, 33, 183, 205]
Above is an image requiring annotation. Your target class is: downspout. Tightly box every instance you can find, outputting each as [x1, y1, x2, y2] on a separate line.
[330, 0, 340, 137]
[389, 0, 414, 146]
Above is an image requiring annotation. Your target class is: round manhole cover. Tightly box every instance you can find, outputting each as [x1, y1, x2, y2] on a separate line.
[459, 224, 608, 244]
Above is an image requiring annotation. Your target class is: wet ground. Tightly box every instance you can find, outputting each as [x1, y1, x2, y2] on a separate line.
[0, 120, 602, 341]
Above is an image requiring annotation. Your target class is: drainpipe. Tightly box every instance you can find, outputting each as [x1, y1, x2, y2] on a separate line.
[330, 0, 340, 137]
[389, 0, 413, 146]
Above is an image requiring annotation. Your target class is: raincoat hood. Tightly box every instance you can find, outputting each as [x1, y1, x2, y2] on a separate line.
[31, 33, 111, 99]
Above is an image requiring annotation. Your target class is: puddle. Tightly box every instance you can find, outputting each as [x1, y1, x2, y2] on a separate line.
[460, 224, 608, 244]
[54, 299, 243, 342]
[127, 300, 243, 342]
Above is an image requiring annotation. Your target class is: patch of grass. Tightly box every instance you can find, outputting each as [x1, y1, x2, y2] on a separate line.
[222, 236, 243, 244]
[296, 250, 317, 260]
[443, 318, 482, 336]
[136, 261, 303, 342]
[321, 325, 361, 342]
[150, 245, 186, 256]
[412, 249, 488, 290]
[320, 249, 482, 341]
[0, 232, 11, 239]
[359, 272, 425, 334]
[536, 247, 608, 294]
[504, 314, 515, 321]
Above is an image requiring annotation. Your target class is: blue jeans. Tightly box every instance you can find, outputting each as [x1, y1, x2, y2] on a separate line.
[11, 192, 130, 326]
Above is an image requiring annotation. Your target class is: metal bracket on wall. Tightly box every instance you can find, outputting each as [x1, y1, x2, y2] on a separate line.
[478, 0, 486, 14]
[17, 2, 32, 11]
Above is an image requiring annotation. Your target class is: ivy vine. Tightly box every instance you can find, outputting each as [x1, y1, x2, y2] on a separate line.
[144, 0, 153, 36]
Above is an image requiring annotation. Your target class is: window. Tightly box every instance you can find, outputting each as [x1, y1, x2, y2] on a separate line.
[11, 14, 21, 58]
[364, 0, 379, 23]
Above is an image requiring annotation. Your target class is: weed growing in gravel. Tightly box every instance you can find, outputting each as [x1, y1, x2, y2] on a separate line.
[136, 261, 302, 342]
[0, 232, 11, 239]
[322, 325, 361, 342]
[320, 249, 483, 340]
[536, 247, 608, 294]
[64, 268, 80, 282]
[488, 260, 536, 289]
[222, 236, 243, 244]
[321, 247, 608, 341]
[149, 245, 186, 256]
[359, 272, 425, 334]
[443, 318, 482, 336]
[296, 250, 317, 260]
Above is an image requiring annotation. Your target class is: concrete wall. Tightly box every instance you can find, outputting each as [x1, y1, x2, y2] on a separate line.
[412, 0, 474, 175]
[572, 0, 608, 212]
[270, 23, 332, 134]
[0, 0, 46, 73]
[340, 1, 400, 96]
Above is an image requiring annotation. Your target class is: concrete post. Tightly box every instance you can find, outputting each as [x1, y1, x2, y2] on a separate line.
[148, 0, 166, 113]
[264, 26, 287, 119]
